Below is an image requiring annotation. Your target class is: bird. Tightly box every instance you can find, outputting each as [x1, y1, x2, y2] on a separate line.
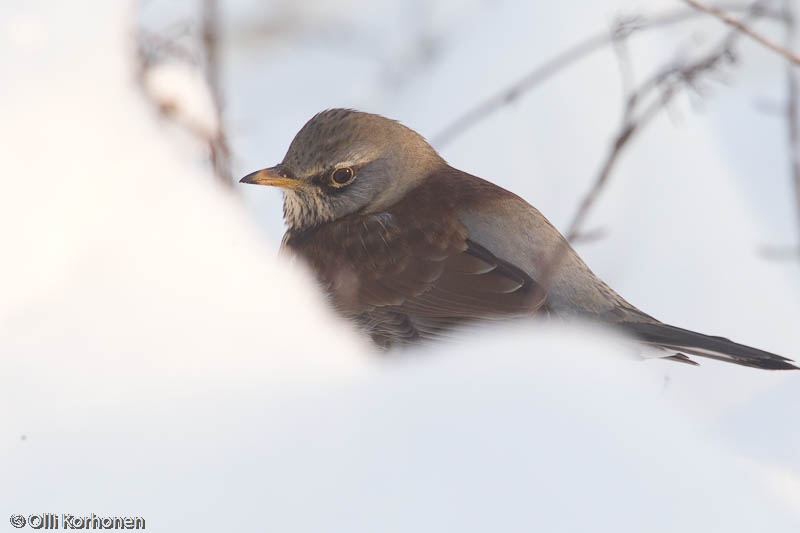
[241, 108, 796, 370]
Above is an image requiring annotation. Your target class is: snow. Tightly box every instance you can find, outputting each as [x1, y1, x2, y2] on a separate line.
[2, 0, 800, 531]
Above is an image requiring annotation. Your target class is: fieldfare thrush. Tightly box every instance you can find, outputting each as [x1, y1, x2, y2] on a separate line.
[241, 108, 796, 370]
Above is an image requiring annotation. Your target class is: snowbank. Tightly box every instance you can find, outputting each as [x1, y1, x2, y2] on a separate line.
[2, 1, 799, 531]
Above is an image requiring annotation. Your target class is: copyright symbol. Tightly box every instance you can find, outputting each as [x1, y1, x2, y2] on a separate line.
[9, 514, 26, 528]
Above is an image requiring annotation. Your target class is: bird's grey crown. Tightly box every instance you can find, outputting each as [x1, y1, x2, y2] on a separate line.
[281, 108, 441, 180]
[278, 109, 446, 231]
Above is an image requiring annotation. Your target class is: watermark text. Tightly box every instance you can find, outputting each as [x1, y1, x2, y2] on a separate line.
[9, 514, 145, 530]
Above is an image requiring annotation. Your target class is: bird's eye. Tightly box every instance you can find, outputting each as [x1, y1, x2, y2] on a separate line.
[330, 167, 354, 186]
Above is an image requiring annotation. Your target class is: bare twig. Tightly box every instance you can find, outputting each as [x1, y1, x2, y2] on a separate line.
[564, 100, 658, 241]
[201, 0, 232, 185]
[536, 3, 768, 287]
[564, 19, 746, 241]
[610, 16, 637, 115]
[432, 3, 783, 147]
[684, 0, 800, 64]
[135, 0, 233, 186]
[784, 0, 800, 251]
[568, 227, 608, 244]
[432, 34, 608, 147]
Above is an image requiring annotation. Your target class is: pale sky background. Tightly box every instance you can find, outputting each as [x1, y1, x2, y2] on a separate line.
[1, 0, 799, 531]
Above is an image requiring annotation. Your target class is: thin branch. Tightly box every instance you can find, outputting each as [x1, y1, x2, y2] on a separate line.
[537, 2, 766, 287]
[564, 99, 660, 241]
[610, 16, 636, 117]
[564, 20, 746, 241]
[432, 3, 783, 147]
[432, 33, 607, 147]
[784, 0, 800, 251]
[201, 0, 232, 185]
[563, 0, 784, 247]
[684, 0, 800, 64]
[135, 0, 233, 186]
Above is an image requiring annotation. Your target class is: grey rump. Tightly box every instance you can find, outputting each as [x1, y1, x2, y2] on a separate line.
[241, 108, 796, 370]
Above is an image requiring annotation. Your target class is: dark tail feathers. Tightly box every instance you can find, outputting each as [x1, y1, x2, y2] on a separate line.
[620, 322, 798, 370]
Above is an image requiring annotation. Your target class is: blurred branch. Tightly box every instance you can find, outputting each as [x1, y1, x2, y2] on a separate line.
[564, 9, 751, 242]
[137, 29, 198, 64]
[784, 0, 800, 255]
[432, 3, 783, 147]
[538, 2, 769, 287]
[135, 0, 233, 186]
[684, 0, 800, 64]
[201, 0, 232, 185]
[756, 0, 800, 260]
[432, 33, 607, 147]
[611, 17, 636, 113]
[759, 244, 800, 259]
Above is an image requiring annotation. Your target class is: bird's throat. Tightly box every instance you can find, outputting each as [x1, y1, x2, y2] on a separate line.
[282, 189, 336, 232]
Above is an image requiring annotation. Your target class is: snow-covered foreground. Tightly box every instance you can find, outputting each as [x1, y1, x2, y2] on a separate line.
[2, 1, 800, 531]
[4, 321, 800, 531]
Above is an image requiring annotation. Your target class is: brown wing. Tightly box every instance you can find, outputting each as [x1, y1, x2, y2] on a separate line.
[285, 207, 546, 345]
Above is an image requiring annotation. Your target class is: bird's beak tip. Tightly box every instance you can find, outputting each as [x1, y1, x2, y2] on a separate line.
[239, 166, 303, 189]
[239, 171, 260, 184]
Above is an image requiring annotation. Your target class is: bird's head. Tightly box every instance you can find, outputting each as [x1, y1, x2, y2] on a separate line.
[240, 109, 445, 231]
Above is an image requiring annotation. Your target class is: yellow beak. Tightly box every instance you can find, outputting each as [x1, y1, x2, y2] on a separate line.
[239, 166, 306, 190]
